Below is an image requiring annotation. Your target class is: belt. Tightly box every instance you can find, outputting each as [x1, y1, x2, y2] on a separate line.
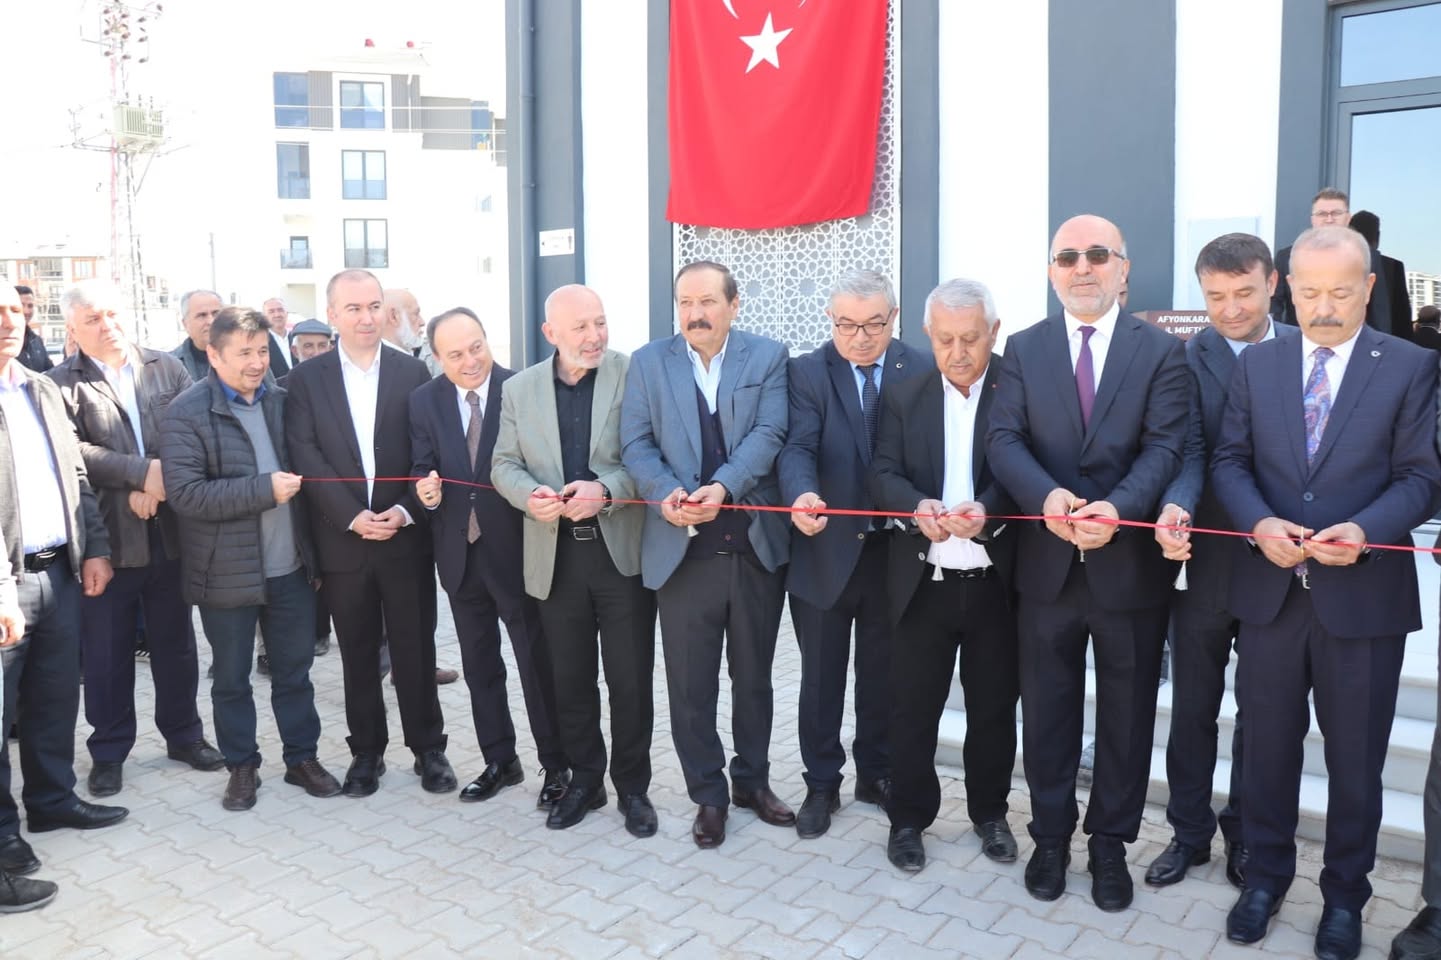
[566, 524, 600, 541]
[23, 546, 65, 573]
[926, 563, 996, 581]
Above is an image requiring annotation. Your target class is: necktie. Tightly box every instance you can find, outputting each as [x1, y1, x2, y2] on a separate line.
[1075, 325, 1096, 428]
[465, 390, 482, 543]
[1303, 347, 1334, 464]
[859, 364, 879, 455]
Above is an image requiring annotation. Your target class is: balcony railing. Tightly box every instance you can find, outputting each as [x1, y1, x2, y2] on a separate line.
[280, 250, 313, 269]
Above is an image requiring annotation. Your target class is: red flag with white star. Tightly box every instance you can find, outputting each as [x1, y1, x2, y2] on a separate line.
[666, 0, 888, 229]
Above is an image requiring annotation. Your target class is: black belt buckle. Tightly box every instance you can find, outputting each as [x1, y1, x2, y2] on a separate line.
[24, 547, 61, 572]
[948, 566, 993, 581]
[570, 525, 599, 542]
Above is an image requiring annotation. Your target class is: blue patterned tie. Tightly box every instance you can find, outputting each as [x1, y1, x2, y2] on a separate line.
[859, 364, 879, 455]
[1303, 347, 1334, 464]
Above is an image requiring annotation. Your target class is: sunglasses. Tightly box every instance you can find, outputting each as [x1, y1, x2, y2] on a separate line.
[1050, 246, 1127, 268]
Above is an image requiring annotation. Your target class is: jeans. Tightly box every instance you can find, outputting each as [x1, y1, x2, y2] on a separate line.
[197, 569, 320, 769]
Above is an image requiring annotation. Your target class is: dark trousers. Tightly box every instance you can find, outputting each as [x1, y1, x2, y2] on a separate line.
[1164, 583, 1243, 848]
[447, 539, 565, 770]
[1423, 642, 1441, 907]
[789, 536, 892, 791]
[0, 559, 81, 833]
[1239, 578, 1403, 910]
[1018, 560, 1168, 845]
[538, 534, 656, 793]
[888, 571, 1018, 831]
[81, 535, 203, 762]
[658, 551, 786, 808]
[198, 569, 321, 768]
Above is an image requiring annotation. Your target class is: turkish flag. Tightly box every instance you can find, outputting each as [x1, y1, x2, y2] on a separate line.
[667, 0, 888, 230]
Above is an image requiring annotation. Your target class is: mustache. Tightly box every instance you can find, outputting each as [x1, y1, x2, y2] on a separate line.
[1309, 316, 1344, 327]
[686, 319, 712, 331]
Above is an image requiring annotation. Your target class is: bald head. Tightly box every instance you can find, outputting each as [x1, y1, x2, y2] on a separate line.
[543, 284, 609, 385]
[1048, 214, 1130, 322]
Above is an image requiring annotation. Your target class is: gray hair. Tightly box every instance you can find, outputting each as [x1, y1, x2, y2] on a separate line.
[1291, 225, 1372, 273]
[60, 280, 121, 319]
[923, 279, 999, 330]
[828, 269, 896, 312]
[179, 289, 221, 318]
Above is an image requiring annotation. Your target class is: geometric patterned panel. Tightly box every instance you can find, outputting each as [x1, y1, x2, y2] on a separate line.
[674, 1, 900, 353]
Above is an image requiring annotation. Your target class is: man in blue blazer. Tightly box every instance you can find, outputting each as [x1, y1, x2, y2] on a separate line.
[987, 214, 1190, 912]
[620, 260, 792, 849]
[777, 268, 924, 839]
[1212, 226, 1441, 960]
[1146, 234, 1298, 892]
[410, 308, 568, 809]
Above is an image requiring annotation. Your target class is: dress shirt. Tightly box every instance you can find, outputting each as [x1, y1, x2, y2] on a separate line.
[851, 350, 887, 406]
[926, 367, 993, 572]
[338, 345, 412, 525]
[1300, 327, 1360, 399]
[1222, 316, 1276, 357]
[89, 355, 145, 456]
[685, 334, 729, 414]
[553, 359, 598, 485]
[454, 374, 492, 436]
[0, 362, 70, 552]
[1064, 302, 1120, 395]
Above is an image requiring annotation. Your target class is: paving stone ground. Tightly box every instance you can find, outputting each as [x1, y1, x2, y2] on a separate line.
[0, 588, 1421, 958]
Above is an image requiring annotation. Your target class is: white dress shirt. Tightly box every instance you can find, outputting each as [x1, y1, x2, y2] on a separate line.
[1300, 327, 1361, 400]
[1222, 316, 1277, 357]
[337, 344, 411, 525]
[685, 335, 729, 414]
[926, 368, 993, 572]
[90, 355, 145, 456]
[455, 375, 491, 435]
[0, 363, 70, 552]
[1064, 302, 1120, 394]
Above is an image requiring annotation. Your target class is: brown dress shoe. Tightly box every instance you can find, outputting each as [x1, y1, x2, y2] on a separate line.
[435, 668, 459, 685]
[693, 804, 727, 848]
[283, 758, 342, 798]
[731, 785, 796, 827]
[222, 766, 261, 811]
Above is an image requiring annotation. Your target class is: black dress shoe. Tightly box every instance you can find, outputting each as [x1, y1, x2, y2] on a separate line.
[796, 787, 840, 839]
[1226, 888, 1282, 944]
[1087, 841, 1134, 912]
[1144, 839, 1210, 886]
[1315, 905, 1363, 960]
[342, 754, 386, 798]
[87, 761, 123, 798]
[459, 756, 523, 803]
[167, 739, 226, 772]
[413, 750, 458, 794]
[854, 776, 891, 808]
[1024, 842, 1071, 902]
[547, 783, 607, 830]
[974, 819, 1018, 863]
[0, 870, 58, 913]
[619, 793, 658, 838]
[731, 785, 796, 827]
[222, 765, 261, 811]
[26, 798, 129, 832]
[1391, 905, 1441, 960]
[538, 767, 571, 808]
[692, 804, 727, 848]
[0, 835, 39, 876]
[887, 826, 926, 873]
[1225, 839, 1248, 890]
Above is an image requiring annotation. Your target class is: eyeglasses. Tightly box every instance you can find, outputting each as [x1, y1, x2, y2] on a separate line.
[1311, 208, 1349, 222]
[833, 320, 890, 337]
[1050, 246, 1127, 268]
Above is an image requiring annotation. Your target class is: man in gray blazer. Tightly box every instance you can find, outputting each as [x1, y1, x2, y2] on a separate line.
[621, 260, 792, 849]
[491, 284, 657, 837]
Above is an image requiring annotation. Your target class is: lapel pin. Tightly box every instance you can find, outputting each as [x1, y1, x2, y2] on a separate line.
[1370, 350, 1380, 357]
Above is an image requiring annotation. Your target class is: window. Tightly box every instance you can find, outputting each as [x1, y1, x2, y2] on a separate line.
[281, 237, 311, 269]
[339, 81, 385, 129]
[72, 259, 96, 280]
[277, 143, 310, 199]
[274, 73, 309, 128]
[1340, 4, 1441, 87]
[18, 262, 34, 281]
[479, 194, 492, 213]
[341, 150, 386, 199]
[343, 219, 388, 268]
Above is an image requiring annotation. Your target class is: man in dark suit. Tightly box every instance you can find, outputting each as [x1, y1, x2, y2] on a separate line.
[1213, 226, 1441, 960]
[410, 307, 568, 809]
[987, 214, 1190, 912]
[1272, 189, 1393, 336]
[0, 283, 126, 881]
[621, 260, 792, 849]
[1144, 234, 1299, 892]
[286, 269, 454, 798]
[48, 282, 222, 798]
[1414, 305, 1441, 351]
[1349, 210, 1411, 341]
[170, 290, 223, 383]
[777, 268, 923, 839]
[14, 286, 53, 374]
[869, 278, 1020, 874]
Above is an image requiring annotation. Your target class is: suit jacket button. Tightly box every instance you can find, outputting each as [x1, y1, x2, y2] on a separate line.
[917, 552, 925, 561]
[1303, 491, 1314, 502]
[470, 492, 477, 500]
[856, 533, 865, 540]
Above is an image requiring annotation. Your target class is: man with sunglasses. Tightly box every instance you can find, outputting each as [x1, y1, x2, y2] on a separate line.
[776, 269, 926, 839]
[1271, 188, 1394, 334]
[988, 214, 1190, 913]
